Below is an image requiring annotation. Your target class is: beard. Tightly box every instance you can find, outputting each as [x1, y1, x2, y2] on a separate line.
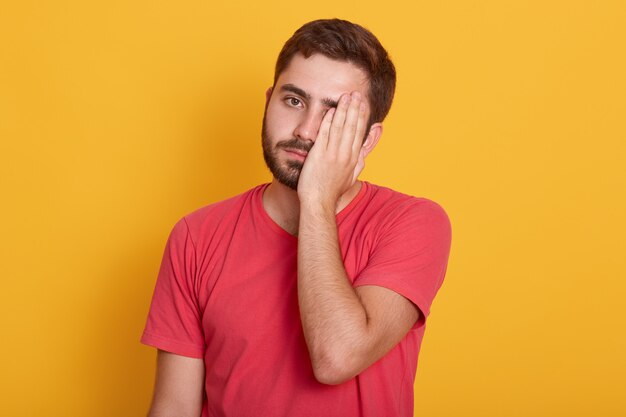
[261, 112, 313, 191]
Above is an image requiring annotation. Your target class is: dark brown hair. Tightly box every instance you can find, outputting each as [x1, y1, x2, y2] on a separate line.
[274, 19, 396, 129]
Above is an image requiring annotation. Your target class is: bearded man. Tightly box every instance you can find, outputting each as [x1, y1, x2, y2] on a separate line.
[142, 18, 452, 417]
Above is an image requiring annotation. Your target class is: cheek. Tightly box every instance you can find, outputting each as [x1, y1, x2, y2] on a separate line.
[266, 104, 297, 132]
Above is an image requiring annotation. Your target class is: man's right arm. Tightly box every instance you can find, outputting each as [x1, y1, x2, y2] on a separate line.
[147, 349, 205, 417]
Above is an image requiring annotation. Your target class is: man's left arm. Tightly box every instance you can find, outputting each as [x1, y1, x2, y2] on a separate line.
[296, 91, 421, 385]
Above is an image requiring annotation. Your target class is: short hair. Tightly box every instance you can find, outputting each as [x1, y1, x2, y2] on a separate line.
[274, 19, 396, 129]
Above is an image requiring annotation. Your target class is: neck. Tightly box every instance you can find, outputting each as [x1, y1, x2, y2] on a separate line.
[262, 179, 363, 236]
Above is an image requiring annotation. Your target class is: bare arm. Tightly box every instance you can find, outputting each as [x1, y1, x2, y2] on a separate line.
[296, 92, 419, 385]
[147, 350, 205, 417]
[298, 204, 419, 385]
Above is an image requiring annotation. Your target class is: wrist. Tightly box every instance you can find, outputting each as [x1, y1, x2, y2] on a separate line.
[299, 199, 337, 221]
[298, 192, 338, 213]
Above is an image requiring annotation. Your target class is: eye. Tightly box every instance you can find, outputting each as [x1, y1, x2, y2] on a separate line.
[286, 97, 303, 108]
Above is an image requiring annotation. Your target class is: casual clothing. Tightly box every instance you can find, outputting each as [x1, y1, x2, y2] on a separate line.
[141, 181, 451, 417]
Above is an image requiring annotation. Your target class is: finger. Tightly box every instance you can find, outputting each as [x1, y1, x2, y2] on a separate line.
[328, 93, 350, 150]
[315, 107, 335, 150]
[338, 91, 362, 154]
[352, 147, 366, 184]
[351, 101, 368, 156]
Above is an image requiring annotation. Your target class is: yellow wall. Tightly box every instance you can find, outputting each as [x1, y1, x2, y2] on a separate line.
[1, 1, 624, 415]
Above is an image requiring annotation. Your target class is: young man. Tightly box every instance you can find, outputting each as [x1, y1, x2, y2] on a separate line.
[142, 19, 451, 417]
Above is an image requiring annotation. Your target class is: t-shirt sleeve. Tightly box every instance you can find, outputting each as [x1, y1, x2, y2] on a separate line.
[353, 199, 452, 327]
[140, 217, 205, 358]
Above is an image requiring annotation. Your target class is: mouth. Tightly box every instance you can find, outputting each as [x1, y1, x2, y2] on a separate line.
[283, 148, 308, 159]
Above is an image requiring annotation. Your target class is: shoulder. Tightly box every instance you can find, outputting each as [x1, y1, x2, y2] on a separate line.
[172, 184, 268, 243]
[360, 182, 451, 233]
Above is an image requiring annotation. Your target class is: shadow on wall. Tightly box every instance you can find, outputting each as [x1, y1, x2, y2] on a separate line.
[90, 69, 271, 415]
[181, 68, 271, 202]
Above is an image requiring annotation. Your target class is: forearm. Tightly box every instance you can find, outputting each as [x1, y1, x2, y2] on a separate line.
[297, 202, 370, 384]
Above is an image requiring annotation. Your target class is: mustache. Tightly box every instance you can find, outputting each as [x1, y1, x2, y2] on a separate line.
[276, 139, 313, 153]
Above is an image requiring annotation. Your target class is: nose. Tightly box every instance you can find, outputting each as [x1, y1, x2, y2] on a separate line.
[293, 108, 324, 143]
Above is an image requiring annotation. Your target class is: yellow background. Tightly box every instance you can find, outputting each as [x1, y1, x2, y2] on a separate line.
[1, 1, 625, 415]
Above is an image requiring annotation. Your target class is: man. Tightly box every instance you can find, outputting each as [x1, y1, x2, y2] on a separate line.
[141, 18, 451, 417]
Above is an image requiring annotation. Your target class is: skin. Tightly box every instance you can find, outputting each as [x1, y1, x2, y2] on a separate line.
[147, 350, 204, 417]
[148, 53, 420, 415]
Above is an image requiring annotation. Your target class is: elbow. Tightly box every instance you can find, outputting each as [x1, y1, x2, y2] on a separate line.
[310, 351, 361, 385]
[313, 367, 348, 386]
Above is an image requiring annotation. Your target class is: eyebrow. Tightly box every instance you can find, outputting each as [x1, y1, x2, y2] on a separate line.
[280, 83, 339, 108]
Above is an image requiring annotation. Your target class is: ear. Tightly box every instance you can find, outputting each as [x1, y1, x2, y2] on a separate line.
[265, 86, 273, 105]
[362, 123, 383, 158]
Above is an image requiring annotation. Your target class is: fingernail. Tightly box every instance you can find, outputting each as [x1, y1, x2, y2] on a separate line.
[352, 92, 361, 100]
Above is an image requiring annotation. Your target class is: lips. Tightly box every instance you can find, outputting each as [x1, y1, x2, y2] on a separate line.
[282, 146, 309, 161]
[282, 148, 308, 159]
[277, 139, 311, 161]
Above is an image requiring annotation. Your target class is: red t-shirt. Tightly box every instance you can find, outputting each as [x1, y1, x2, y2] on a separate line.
[141, 181, 451, 417]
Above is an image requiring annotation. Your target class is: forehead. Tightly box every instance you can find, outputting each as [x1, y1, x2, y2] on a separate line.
[276, 53, 369, 101]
